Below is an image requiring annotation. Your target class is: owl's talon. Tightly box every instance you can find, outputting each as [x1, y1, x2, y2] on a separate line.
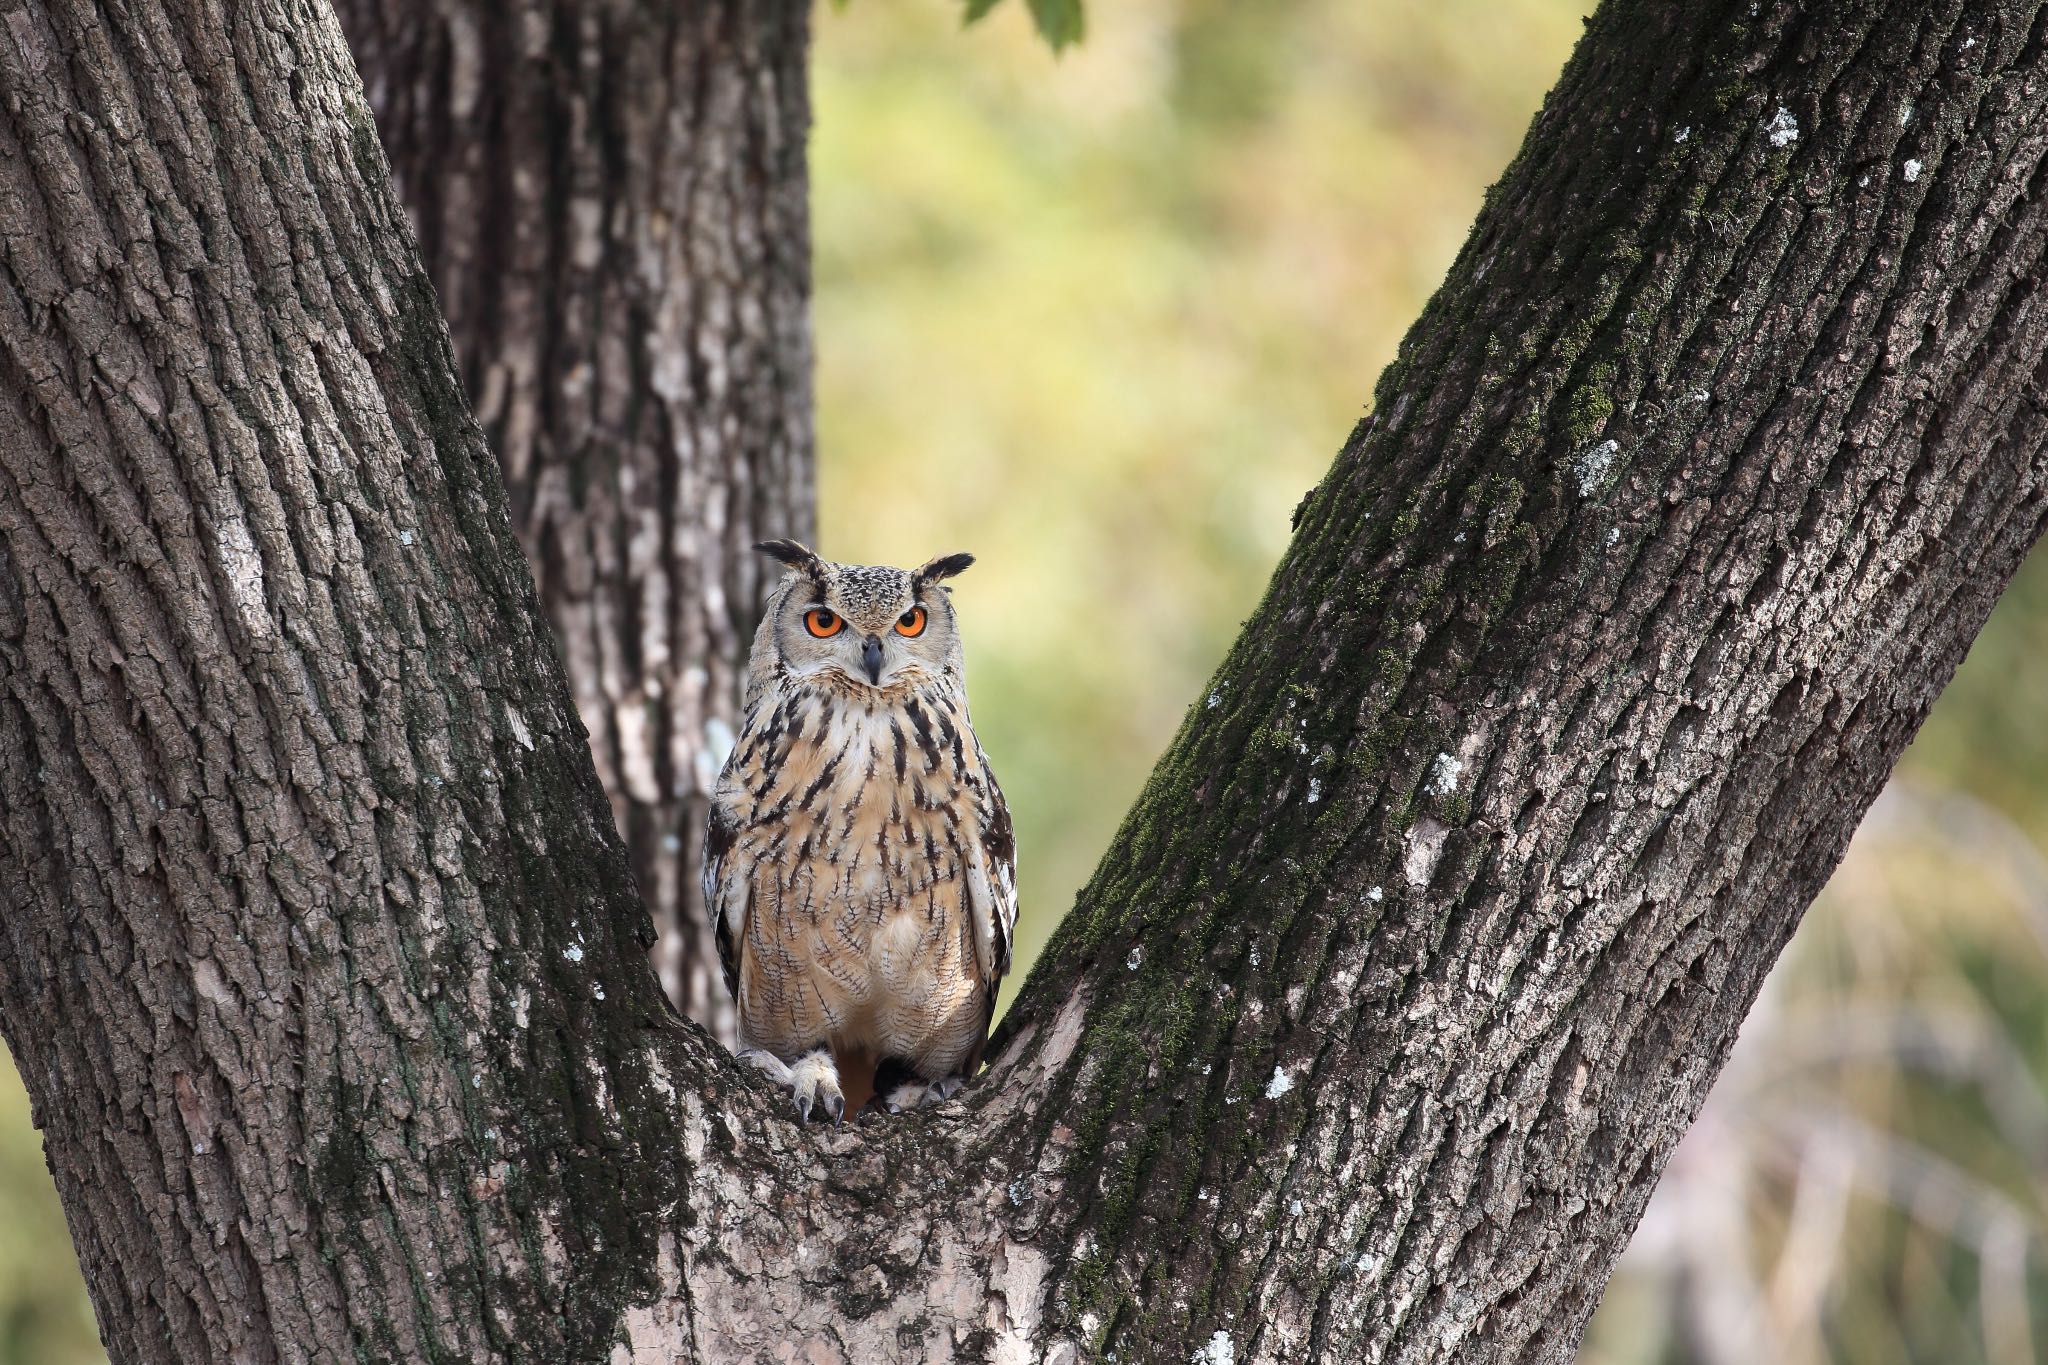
[881, 1078, 927, 1112]
[788, 1046, 843, 1126]
[737, 1046, 795, 1089]
[875, 1074, 966, 1113]
[738, 1043, 843, 1125]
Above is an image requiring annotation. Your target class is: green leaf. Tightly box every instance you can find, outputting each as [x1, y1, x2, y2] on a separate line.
[956, 0, 1084, 52]
[1025, 0, 1084, 50]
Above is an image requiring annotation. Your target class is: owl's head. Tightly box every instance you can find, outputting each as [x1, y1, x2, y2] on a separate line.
[751, 540, 975, 691]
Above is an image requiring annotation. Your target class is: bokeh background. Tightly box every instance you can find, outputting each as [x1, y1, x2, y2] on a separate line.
[5, 2, 2047, 1361]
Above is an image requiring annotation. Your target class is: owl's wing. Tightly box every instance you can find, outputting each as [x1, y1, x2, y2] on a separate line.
[964, 754, 1017, 1043]
[702, 788, 745, 1004]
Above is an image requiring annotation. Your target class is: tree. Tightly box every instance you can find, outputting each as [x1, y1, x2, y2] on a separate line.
[1, 1, 2044, 1362]
[328, 0, 817, 1040]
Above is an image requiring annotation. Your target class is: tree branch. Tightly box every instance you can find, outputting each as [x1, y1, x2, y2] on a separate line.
[0, 0, 682, 1355]
[978, 1, 2048, 1357]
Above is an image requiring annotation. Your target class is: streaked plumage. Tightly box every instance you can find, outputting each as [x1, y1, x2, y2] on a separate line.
[704, 541, 1015, 1121]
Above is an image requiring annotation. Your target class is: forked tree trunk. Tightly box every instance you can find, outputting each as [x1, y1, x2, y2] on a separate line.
[1, 1, 2045, 1363]
[330, 0, 817, 1040]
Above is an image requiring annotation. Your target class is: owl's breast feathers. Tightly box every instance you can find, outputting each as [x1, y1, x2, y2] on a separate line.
[704, 676, 1016, 1074]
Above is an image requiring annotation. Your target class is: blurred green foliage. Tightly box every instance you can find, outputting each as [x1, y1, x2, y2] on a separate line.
[3, 3, 2044, 1362]
[0, 1064, 99, 1365]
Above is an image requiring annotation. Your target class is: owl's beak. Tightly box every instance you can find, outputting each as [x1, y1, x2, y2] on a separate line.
[861, 634, 885, 684]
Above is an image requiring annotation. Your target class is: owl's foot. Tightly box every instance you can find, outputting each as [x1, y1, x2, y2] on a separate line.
[877, 1072, 966, 1114]
[793, 1048, 847, 1124]
[738, 1044, 845, 1125]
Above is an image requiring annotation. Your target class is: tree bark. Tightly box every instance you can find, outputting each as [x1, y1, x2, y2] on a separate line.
[0, 1, 680, 1358]
[329, 0, 817, 1041]
[2, 2, 2045, 1364]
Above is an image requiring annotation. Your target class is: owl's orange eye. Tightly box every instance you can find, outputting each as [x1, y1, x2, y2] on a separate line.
[804, 607, 843, 638]
[895, 607, 927, 638]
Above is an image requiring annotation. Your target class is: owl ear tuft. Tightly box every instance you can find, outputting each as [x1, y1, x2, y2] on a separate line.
[756, 539, 825, 579]
[914, 552, 975, 587]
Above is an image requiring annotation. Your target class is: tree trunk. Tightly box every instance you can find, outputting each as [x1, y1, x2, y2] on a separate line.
[2, 2, 2045, 1364]
[329, 0, 817, 1042]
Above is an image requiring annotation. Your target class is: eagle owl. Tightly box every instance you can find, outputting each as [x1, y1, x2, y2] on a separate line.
[703, 540, 1016, 1121]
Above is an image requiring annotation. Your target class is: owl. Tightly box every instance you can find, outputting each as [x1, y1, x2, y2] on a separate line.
[703, 540, 1016, 1122]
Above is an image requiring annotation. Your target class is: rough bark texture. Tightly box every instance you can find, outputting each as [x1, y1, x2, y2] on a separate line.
[0, 0, 676, 1357]
[331, 0, 817, 1041]
[3, 2, 2046, 1364]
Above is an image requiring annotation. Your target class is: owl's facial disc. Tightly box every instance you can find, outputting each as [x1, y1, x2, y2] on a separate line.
[766, 553, 967, 692]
